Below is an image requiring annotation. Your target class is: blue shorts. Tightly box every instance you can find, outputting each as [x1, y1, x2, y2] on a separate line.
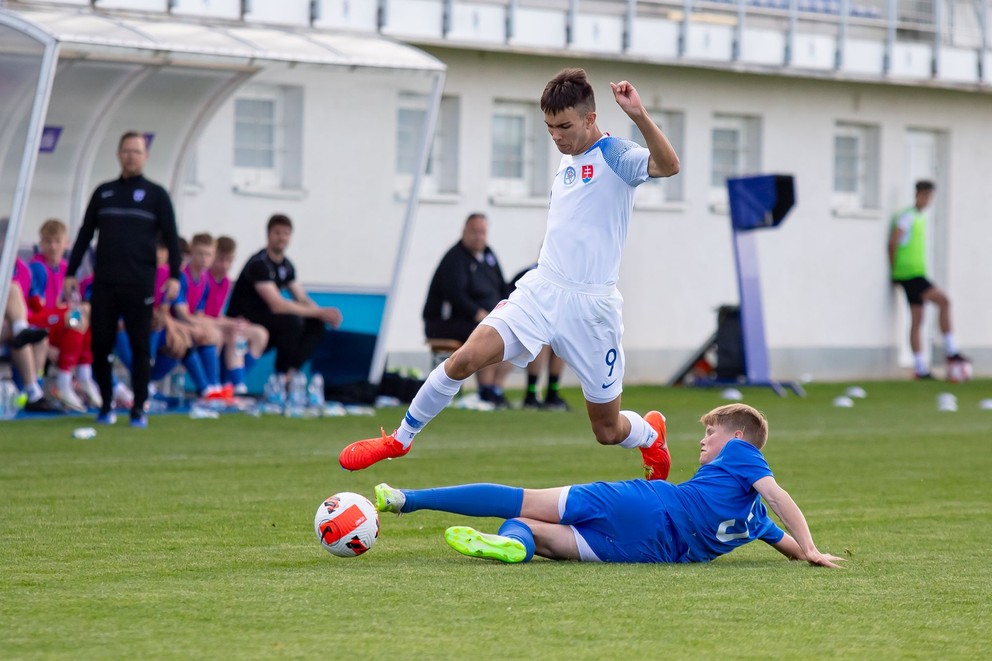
[561, 479, 682, 563]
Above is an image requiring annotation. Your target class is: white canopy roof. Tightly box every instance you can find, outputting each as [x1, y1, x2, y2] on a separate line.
[0, 5, 445, 72]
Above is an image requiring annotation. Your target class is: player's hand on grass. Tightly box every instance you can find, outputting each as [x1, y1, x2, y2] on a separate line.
[805, 550, 846, 569]
[610, 81, 644, 118]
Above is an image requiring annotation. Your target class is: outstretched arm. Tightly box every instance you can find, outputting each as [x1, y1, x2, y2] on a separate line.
[754, 476, 844, 568]
[610, 80, 680, 178]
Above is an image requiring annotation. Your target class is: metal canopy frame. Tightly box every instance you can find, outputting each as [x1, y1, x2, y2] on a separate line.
[0, 6, 445, 384]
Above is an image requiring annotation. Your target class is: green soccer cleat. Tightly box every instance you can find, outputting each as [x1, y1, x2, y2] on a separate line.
[373, 483, 406, 514]
[443, 526, 527, 563]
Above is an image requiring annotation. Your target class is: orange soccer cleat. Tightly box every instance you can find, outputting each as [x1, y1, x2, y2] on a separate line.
[640, 410, 671, 481]
[339, 428, 411, 471]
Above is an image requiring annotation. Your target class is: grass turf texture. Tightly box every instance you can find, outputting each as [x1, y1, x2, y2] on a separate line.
[2, 381, 990, 658]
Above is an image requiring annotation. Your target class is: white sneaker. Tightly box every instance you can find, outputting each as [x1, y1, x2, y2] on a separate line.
[76, 378, 103, 409]
[53, 386, 87, 413]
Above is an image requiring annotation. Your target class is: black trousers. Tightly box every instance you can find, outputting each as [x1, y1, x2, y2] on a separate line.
[259, 314, 326, 374]
[90, 282, 153, 416]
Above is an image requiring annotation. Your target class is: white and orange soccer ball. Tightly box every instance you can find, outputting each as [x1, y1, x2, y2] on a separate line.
[314, 492, 379, 557]
[946, 359, 973, 384]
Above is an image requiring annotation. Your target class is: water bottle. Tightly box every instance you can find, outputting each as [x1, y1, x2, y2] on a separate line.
[285, 372, 307, 418]
[307, 373, 325, 416]
[264, 373, 285, 414]
[67, 291, 83, 329]
[234, 334, 248, 360]
[0, 380, 18, 420]
[170, 369, 187, 408]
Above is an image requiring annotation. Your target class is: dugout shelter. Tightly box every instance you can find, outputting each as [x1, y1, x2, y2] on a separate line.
[0, 3, 445, 384]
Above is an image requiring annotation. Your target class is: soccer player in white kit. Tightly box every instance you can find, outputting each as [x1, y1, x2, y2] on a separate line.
[340, 68, 681, 477]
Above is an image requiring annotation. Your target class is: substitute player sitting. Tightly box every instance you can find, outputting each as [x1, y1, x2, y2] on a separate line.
[340, 68, 680, 479]
[372, 404, 842, 567]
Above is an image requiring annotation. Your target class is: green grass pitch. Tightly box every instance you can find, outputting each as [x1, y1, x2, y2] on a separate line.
[2, 381, 990, 658]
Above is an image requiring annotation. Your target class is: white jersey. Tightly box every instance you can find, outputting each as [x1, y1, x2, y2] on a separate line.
[539, 135, 651, 286]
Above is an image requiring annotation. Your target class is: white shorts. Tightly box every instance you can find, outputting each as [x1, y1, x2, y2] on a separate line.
[480, 267, 625, 404]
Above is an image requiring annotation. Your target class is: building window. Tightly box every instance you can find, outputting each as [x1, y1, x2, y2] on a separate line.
[490, 100, 547, 198]
[396, 93, 459, 195]
[630, 110, 685, 206]
[833, 122, 880, 211]
[710, 114, 761, 204]
[233, 84, 303, 192]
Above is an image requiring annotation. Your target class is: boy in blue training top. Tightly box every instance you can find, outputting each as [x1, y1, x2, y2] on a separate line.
[372, 403, 843, 567]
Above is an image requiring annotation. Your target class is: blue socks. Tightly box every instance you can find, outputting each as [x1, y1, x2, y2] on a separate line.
[400, 483, 524, 519]
[182, 351, 209, 393]
[498, 519, 535, 562]
[197, 345, 220, 387]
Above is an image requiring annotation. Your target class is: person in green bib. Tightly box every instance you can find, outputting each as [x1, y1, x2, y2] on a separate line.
[888, 180, 968, 379]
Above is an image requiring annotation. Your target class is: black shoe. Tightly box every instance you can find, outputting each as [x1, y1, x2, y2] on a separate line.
[11, 327, 48, 349]
[24, 397, 63, 414]
[947, 353, 970, 363]
[541, 394, 571, 412]
[490, 393, 510, 410]
[914, 372, 935, 380]
[522, 394, 542, 410]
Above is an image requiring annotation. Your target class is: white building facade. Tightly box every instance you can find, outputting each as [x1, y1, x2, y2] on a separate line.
[4, 0, 992, 383]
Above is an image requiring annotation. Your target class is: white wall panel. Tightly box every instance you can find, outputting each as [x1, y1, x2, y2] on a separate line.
[170, 0, 242, 20]
[792, 33, 835, 70]
[842, 38, 884, 75]
[572, 15, 624, 53]
[381, 0, 444, 38]
[448, 3, 506, 43]
[891, 42, 932, 78]
[627, 18, 679, 59]
[511, 8, 567, 49]
[740, 28, 785, 65]
[243, 0, 311, 26]
[938, 47, 979, 82]
[313, 0, 379, 31]
[686, 24, 734, 61]
[93, 0, 167, 9]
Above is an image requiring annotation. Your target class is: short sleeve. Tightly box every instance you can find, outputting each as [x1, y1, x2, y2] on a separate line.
[599, 138, 651, 187]
[245, 259, 272, 285]
[722, 440, 774, 491]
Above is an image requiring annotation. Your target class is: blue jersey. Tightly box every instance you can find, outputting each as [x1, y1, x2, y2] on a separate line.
[667, 439, 784, 562]
[562, 440, 784, 563]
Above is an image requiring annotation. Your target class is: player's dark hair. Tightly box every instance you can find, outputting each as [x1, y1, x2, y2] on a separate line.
[216, 235, 236, 256]
[700, 403, 769, 449]
[39, 218, 67, 238]
[915, 180, 935, 193]
[178, 236, 190, 256]
[190, 232, 214, 247]
[118, 130, 146, 150]
[268, 213, 293, 233]
[541, 68, 596, 116]
[465, 213, 486, 226]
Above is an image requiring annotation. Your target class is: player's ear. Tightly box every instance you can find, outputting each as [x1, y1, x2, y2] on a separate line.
[585, 111, 597, 128]
[733, 430, 744, 439]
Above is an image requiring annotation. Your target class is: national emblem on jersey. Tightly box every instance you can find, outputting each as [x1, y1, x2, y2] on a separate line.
[581, 164, 594, 183]
[563, 166, 576, 186]
[133, 189, 145, 202]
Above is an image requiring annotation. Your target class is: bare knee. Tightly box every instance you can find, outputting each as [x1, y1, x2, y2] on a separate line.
[590, 418, 624, 445]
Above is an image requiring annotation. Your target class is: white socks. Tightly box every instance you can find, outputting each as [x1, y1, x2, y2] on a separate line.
[944, 332, 958, 357]
[618, 411, 658, 449]
[57, 370, 74, 394]
[395, 363, 466, 447]
[914, 353, 927, 375]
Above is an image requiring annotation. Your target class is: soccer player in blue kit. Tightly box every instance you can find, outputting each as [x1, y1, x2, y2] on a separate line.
[371, 404, 844, 567]
[340, 68, 681, 481]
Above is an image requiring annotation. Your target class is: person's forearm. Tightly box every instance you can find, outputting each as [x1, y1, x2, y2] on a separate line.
[631, 110, 679, 177]
[769, 492, 817, 555]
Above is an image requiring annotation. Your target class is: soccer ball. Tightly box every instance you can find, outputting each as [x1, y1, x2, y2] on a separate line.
[946, 359, 973, 384]
[314, 492, 379, 557]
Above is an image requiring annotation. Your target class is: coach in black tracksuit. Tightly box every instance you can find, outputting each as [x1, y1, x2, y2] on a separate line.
[65, 131, 182, 425]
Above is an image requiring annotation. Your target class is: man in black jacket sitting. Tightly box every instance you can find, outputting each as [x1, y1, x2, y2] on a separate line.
[423, 213, 511, 408]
